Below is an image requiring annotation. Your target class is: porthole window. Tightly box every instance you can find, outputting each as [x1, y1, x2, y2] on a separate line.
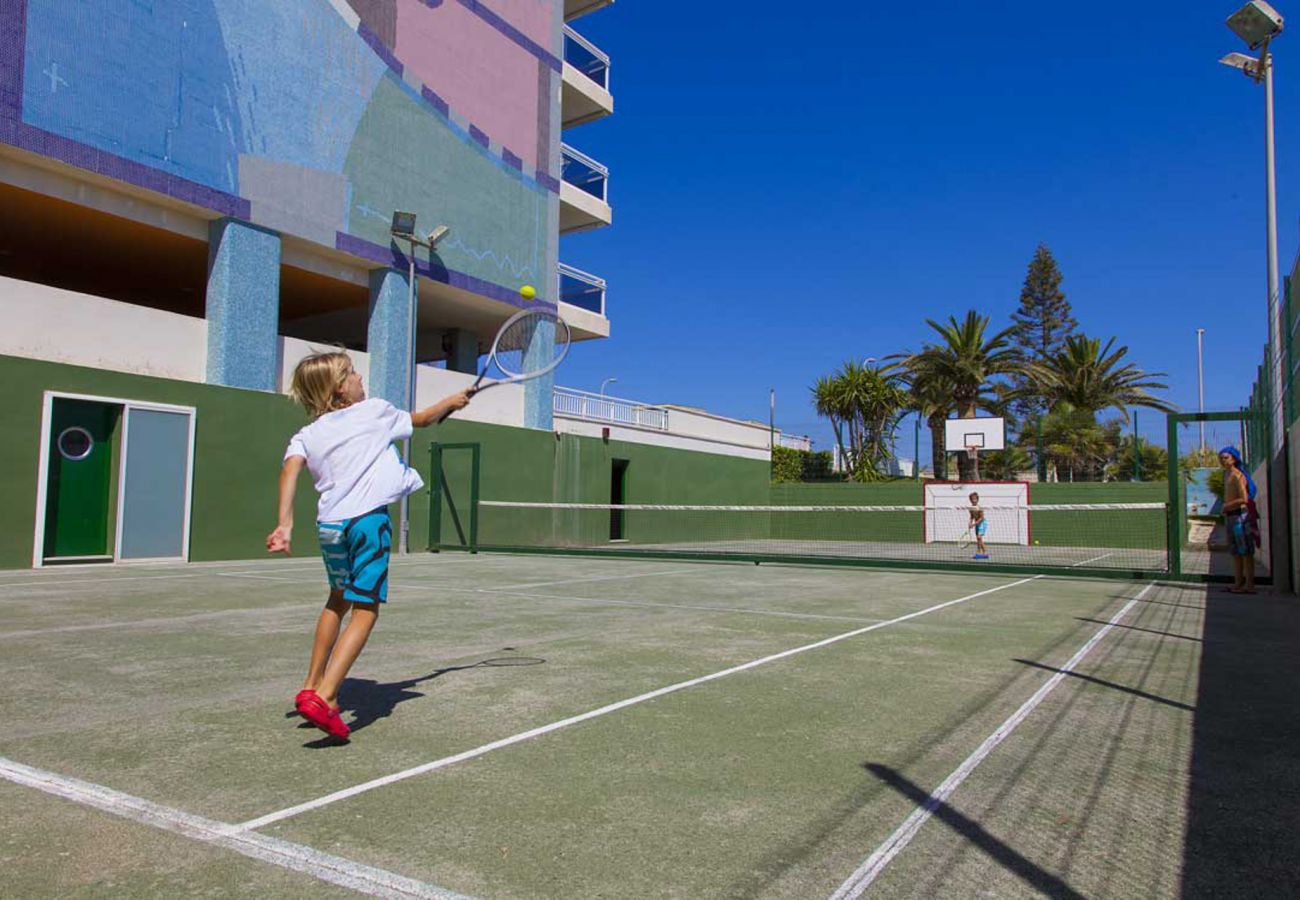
[57, 427, 94, 461]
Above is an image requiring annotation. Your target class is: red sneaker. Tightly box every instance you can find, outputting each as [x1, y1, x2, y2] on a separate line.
[298, 692, 351, 739]
[294, 690, 315, 710]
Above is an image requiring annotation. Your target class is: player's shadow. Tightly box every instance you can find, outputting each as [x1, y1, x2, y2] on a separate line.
[294, 653, 545, 748]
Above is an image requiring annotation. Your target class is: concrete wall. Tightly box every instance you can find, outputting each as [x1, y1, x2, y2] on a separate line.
[2, 0, 563, 308]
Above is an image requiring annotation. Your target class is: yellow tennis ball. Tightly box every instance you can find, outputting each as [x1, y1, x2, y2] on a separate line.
[520, 284, 536, 299]
[1033, 540, 1040, 545]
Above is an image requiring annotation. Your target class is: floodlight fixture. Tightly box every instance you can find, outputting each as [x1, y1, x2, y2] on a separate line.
[390, 210, 417, 237]
[1221, 50, 1262, 72]
[1227, 1, 1283, 50]
[426, 224, 451, 247]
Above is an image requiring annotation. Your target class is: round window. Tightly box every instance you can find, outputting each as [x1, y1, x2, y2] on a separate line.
[57, 426, 94, 461]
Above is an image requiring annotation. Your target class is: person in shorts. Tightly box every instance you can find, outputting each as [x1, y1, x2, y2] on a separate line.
[969, 491, 989, 560]
[1219, 446, 1257, 594]
[267, 351, 470, 739]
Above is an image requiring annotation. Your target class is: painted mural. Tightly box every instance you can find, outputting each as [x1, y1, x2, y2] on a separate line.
[0, 0, 561, 303]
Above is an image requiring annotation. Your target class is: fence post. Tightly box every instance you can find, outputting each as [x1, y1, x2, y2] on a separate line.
[1166, 414, 1180, 578]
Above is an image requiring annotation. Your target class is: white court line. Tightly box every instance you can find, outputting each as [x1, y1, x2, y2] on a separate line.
[0, 756, 468, 899]
[0, 602, 322, 640]
[1073, 552, 1115, 567]
[235, 575, 1042, 832]
[486, 568, 702, 591]
[462, 586, 879, 624]
[828, 581, 1156, 900]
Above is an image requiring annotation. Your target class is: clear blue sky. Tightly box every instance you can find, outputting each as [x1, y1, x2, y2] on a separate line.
[555, 1, 1299, 459]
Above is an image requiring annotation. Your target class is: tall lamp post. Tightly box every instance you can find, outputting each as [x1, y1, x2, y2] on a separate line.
[1221, 1, 1285, 457]
[389, 212, 451, 555]
[599, 377, 617, 398]
[1196, 327, 1207, 451]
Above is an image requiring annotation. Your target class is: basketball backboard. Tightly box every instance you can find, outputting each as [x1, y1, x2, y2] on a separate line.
[943, 416, 1005, 452]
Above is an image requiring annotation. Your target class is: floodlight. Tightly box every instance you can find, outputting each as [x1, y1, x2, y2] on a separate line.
[1220, 51, 1263, 73]
[390, 210, 417, 237]
[426, 224, 451, 246]
[1227, 1, 1283, 50]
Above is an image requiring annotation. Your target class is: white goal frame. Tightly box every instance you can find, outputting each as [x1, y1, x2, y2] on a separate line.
[923, 481, 1030, 545]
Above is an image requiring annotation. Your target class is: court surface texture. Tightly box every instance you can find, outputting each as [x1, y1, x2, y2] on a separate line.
[1, 553, 1296, 898]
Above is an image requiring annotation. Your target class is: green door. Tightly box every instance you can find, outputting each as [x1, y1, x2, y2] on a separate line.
[43, 399, 120, 561]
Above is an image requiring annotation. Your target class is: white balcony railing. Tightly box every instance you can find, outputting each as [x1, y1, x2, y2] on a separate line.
[558, 262, 606, 316]
[561, 143, 608, 202]
[553, 386, 669, 431]
[563, 26, 610, 90]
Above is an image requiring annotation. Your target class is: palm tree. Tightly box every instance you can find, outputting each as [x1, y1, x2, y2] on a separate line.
[1040, 402, 1112, 481]
[1029, 335, 1175, 420]
[898, 311, 1023, 480]
[811, 363, 908, 481]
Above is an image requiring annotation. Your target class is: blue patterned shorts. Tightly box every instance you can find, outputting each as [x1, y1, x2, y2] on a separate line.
[317, 508, 392, 604]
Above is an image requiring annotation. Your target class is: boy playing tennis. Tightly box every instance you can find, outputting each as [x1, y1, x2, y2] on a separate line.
[969, 491, 989, 560]
[267, 351, 470, 740]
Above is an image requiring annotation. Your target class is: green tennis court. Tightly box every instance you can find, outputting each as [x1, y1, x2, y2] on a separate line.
[1, 554, 1295, 897]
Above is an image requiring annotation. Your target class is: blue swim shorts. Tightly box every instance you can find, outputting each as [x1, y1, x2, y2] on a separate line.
[317, 508, 392, 604]
[975, 520, 988, 537]
[1226, 511, 1253, 558]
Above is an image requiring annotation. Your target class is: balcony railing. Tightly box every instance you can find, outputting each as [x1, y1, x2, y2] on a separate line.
[559, 263, 606, 316]
[561, 143, 609, 202]
[563, 26, 610, 90]
[554, 386, 669, 431]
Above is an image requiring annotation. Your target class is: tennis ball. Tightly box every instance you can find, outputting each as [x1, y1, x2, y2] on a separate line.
[520, 284, 536, 300]
[1033, 540, 1040, 545]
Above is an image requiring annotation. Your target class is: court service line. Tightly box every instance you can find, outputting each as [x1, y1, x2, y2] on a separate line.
[0, 573, 212, 592]
[235, 575, 1042, 832]
[462, 586, 879, 624]
[0, 602, 323, 640]
[0, 756, 468, 899]
[828, 581, 1156, 900]
[1072, 552, 1115, 567]
[486, 568, 704, 591]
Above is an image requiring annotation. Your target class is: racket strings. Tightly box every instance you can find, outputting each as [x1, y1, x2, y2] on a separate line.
[493, 311, 570, 377]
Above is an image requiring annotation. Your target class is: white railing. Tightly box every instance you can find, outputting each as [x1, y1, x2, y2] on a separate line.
[561, 142, 609, 202]
[776, 433, 812, 451]
[563, 25, 610, 90]
[553, 386, 669, 431]
[558, 262, 606, 316]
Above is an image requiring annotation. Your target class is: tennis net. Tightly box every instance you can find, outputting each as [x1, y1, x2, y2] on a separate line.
[469, 501, 1169, 575]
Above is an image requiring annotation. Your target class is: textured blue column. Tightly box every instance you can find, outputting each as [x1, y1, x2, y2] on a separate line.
[367, 267, 413, 408]
[523, 319, 556, 430]
[205, 219, 280, 391]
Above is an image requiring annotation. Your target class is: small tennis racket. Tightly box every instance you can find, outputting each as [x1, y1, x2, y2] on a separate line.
[957, 526, 974, 549]
[438, 307, 570, 422]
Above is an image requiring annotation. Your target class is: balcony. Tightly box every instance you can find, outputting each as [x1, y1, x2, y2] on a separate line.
[560, 143, 612, 234]
[565, 0, 613, 22]
[559, 262, 606, 316]
[562, 26, 613, 127]
[553, 386, 669, 431]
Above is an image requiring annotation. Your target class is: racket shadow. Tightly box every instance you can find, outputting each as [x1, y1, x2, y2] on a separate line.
[330, 654, 546, 735]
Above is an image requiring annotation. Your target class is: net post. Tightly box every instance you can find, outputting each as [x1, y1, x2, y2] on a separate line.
[428, 442, 444, 552]
[469, 442, 481, 553]
[1166, 415, 1181, 577]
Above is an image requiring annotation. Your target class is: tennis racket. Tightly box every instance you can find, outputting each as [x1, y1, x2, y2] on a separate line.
[957, 525, 974, 549]
[438, 307, 570, 422]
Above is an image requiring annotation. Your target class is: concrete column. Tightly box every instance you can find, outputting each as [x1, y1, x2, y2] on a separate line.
[522, 319, 556, 430]
[205, 218, 280, 391]
[445, 328, 479, 374]
[367, 267, 413, 408]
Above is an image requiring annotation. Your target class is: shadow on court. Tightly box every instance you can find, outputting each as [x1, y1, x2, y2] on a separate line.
[1181, 589, 1300, 898]
[297, 653, 546, 748]
[863, 764, 1086, 900]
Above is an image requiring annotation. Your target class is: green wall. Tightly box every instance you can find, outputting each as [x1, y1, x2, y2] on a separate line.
[0, 354, 773, 568]
[431, 423, 771, 549]
[0, 354, 320, 569]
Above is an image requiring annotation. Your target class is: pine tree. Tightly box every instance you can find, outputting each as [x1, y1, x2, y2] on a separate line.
[1011, 244, 1077, 422]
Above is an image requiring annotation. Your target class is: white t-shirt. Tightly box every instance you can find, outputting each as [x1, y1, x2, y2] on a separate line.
[284, 398, 425, 523]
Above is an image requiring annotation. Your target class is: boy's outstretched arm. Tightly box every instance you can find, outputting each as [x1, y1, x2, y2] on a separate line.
[411, 389, 472, 428]
[267, 455, 306, 554]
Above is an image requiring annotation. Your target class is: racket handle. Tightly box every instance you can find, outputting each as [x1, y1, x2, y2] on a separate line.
[435, 385, 479, 424]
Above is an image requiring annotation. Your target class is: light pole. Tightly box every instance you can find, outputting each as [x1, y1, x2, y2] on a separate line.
[599, 377, 617, 398]
[389, 212, 451, 555]
[1221, 1, 1285, 457]
[1197, 327, 1207, 451]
